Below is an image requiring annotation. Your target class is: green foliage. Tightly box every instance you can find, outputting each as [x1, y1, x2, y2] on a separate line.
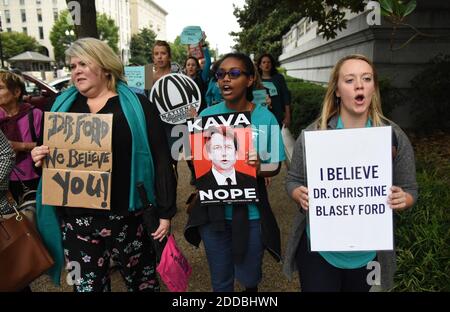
[169, 36, 188, 67]
[285, 76, 326, 138]
[129, 28, 157, 65]
[378, 78, 404, 117]
[409, 54, 450, 130]
[232, 0, 366, 59]
[96, 13, 119, 54]
[50, 11, 119, 65]
[380, 0, 417, 20]
[392, 150, 450, 291]
[1, 32, 40, 61]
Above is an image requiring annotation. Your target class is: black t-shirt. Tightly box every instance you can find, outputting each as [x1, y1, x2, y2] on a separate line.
[40, 93, 177, 218]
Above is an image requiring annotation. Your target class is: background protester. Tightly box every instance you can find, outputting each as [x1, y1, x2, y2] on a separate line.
[153, 40, 173, 82]
[283, 54, 418, 292]
[205, 60, 223, 107]
[31, 38, 177, 292]
[183, 36, 211, 185]
[257, 53, 291, 128]
[184, 53, 285, 292]
[0, 71, 42, 202]
[151, 40, 181, 180]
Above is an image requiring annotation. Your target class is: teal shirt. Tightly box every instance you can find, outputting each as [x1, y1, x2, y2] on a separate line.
[306, 115, 376, 269]
[199, 101, 285, 220]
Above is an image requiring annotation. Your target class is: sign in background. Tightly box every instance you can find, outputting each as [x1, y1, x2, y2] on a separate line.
[42, 112, 113, 210]
[180, 26, 203, 45]
[150, 73, 201, 125]
[305, 126, 393, 251]
[124, 64, 153, 90]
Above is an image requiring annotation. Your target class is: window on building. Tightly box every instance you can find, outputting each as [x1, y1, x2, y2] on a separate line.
[36, 0, 41, 5]
[4, 10, 10, 23]
[53, 0, 57, 4]
[6, 27, 11, 32]
[22, 27, 27, 35]
[3, 0, 9, 6]
[21, 9, 26, 22]
[39, 26, 44, 39]
[20, 0, 25, 5]
[37, 8, 42, 22]
[53, 8, 58, 21]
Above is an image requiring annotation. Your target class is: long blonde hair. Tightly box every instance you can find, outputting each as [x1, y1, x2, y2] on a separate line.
[317, 54, 385, 130]
[66, 37, 125, 92]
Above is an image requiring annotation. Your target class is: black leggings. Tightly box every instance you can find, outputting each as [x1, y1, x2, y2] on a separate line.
[295, 232, 373, 292]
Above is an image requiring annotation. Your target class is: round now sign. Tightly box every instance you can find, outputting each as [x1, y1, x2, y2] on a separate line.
[150, 73, 201, 125]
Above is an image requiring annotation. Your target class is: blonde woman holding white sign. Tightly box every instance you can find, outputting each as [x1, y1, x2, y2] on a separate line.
[31, 38, 176, 292]
[284, 54, 418, 292]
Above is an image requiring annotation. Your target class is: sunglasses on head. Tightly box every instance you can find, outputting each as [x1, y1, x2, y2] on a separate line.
[215, 68, 249, 80]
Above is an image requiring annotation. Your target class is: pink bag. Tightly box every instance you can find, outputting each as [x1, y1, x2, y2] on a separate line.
[156, 234, 192, 292]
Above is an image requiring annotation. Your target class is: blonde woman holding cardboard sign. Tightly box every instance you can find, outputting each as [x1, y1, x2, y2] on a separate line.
[284, 54, 418, 292]
[31, 38, 176, 292]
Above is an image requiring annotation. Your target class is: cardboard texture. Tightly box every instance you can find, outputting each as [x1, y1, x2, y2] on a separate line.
[42, 112, 113, 210]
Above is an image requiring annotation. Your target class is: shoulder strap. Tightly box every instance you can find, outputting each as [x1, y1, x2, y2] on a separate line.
[27, 107, 37, 142]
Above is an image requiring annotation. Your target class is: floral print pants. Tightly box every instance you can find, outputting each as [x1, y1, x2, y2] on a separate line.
[61, 214, 159, 292]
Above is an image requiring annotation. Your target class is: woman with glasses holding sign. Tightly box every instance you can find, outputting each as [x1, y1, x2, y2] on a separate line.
[184, 53, 285, 292]
[283, 54, 418, 292]
[256, 53, 291, 128]
[30, 38, 176, 292]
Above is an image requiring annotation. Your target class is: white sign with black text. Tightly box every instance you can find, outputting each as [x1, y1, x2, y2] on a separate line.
[305, 126, 393, 252]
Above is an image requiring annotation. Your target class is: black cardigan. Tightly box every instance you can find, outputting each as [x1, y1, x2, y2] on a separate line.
[184, 176, 282, 262]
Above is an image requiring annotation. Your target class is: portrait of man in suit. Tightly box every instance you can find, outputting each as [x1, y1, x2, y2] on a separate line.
[196, 126, 256, 191]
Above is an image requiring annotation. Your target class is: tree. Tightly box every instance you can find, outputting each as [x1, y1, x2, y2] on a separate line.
[170, 36, 188, 66]
[129, 28, 157, 65]
[232, 0, 366, 59]
[0, 32, 41, 60]
[66, 0, 98, 38]
[50, 11, 119, 65]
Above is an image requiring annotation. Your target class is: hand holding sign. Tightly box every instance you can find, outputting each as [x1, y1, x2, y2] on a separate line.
[31, 145, 50, 168]
[291, 186, 309, 211]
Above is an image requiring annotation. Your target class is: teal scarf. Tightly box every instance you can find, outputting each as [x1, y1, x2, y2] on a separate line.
[36, 81, 156, 285]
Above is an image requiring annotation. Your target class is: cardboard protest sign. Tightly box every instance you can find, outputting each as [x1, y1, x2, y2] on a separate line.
[150, 73, 201, 125]
[124, 64, 154, 90]
[305, 126, 393, 251]
[187, 112, 259, 205]
[42, 112, 113, 210]
[180, 26, 203, 45]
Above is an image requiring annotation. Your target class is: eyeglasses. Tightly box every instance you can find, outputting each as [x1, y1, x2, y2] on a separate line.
[215, 68, 249, 80]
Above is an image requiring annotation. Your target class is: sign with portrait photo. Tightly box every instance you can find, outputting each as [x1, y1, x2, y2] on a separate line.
[187, 112, 259, 205]
[305, 126, 393, 251]
[42, 112, 113, 210]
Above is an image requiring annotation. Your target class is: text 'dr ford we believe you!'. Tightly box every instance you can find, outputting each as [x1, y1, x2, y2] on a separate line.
[42, 112, 113, 210]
